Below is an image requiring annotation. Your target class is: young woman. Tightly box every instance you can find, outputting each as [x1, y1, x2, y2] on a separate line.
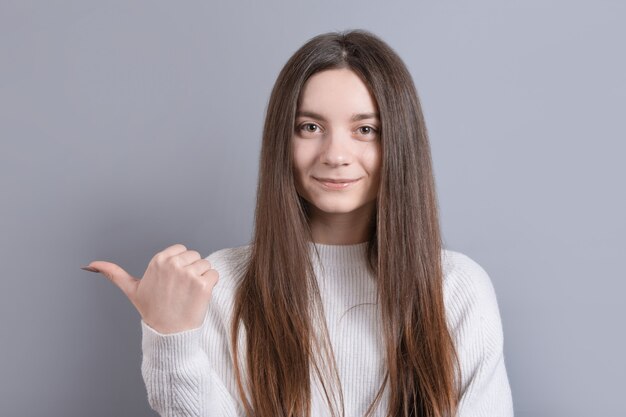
[83, 29, 514, 417]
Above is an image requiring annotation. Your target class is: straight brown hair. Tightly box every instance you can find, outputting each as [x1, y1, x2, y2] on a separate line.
[230, 29, 462, 417]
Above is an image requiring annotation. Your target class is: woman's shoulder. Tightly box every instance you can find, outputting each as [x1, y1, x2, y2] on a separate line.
[204, 243, 252, 289]
[205, 243, 252, 263]
[441, 248, 495, 295]
[440, 248, 504, 339]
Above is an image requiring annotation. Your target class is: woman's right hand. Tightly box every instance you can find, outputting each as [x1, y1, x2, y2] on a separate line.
[83, 244, 219, 334]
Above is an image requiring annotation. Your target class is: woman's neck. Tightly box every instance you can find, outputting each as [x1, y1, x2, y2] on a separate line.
[308, 202, 375, 245]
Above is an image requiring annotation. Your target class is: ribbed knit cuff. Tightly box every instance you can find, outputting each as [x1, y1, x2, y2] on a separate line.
[141, 319, 205, 372]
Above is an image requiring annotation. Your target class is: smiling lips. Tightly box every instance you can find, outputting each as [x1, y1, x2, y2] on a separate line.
[314, 177, 361, 190]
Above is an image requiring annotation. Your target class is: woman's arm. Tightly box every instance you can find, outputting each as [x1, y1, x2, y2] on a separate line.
[444, 250, 515, 417]
[140, 319, 241, 417]
[139, 248, 248, 417]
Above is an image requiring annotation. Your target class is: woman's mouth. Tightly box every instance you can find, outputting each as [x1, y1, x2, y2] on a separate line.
[313, 177, 361, 190]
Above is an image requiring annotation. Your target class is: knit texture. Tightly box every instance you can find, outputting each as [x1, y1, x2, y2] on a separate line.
[140, 242, 514, 416]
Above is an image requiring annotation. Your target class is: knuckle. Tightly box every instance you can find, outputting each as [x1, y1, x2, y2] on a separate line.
[169, 256, 183, 268]
[153, 251, 167, 264]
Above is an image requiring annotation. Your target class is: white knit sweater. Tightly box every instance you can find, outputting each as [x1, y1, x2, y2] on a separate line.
[140, 242, 514, 416]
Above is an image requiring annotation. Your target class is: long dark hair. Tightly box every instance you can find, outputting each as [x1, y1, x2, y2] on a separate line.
[230, 29, 462, 417]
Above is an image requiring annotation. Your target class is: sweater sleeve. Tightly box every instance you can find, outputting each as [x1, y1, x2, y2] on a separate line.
[140, 319, 242, 417]
[139, 250, 245, 417]
[443, 251, 515, 417]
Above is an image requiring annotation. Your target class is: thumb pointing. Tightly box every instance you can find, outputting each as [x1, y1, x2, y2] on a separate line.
[84, 261, 139, 300]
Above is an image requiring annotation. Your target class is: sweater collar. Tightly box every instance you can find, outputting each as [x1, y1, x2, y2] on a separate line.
[307, 240, 369, 267]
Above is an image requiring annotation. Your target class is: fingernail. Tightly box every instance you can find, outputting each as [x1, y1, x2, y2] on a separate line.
[81, 265, 99, 273]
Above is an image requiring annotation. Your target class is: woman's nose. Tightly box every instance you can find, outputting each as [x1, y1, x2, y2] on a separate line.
[320, 131, 352, 166]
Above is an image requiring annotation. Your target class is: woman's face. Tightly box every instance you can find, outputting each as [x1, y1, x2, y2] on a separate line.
[292, 68, 381, 219]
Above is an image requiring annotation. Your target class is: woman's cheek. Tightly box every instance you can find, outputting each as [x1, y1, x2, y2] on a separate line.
[362, 144, 382, 172]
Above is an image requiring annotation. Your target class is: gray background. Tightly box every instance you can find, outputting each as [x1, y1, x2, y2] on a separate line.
[1, 1, 624, 416]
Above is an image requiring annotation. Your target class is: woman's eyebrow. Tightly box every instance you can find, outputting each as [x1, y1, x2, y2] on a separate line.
[296, 110, 380, 122]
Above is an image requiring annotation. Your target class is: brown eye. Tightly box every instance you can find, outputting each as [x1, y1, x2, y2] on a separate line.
[300, 123, 319, 133]
[359, 126, 378, 135]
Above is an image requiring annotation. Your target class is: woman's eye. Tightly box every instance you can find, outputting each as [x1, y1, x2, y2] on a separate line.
[358, 126, 378, 135]
[299, 123, 319, 133]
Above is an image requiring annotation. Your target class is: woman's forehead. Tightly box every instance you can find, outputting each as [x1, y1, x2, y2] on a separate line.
[296, 69, 379, 120]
